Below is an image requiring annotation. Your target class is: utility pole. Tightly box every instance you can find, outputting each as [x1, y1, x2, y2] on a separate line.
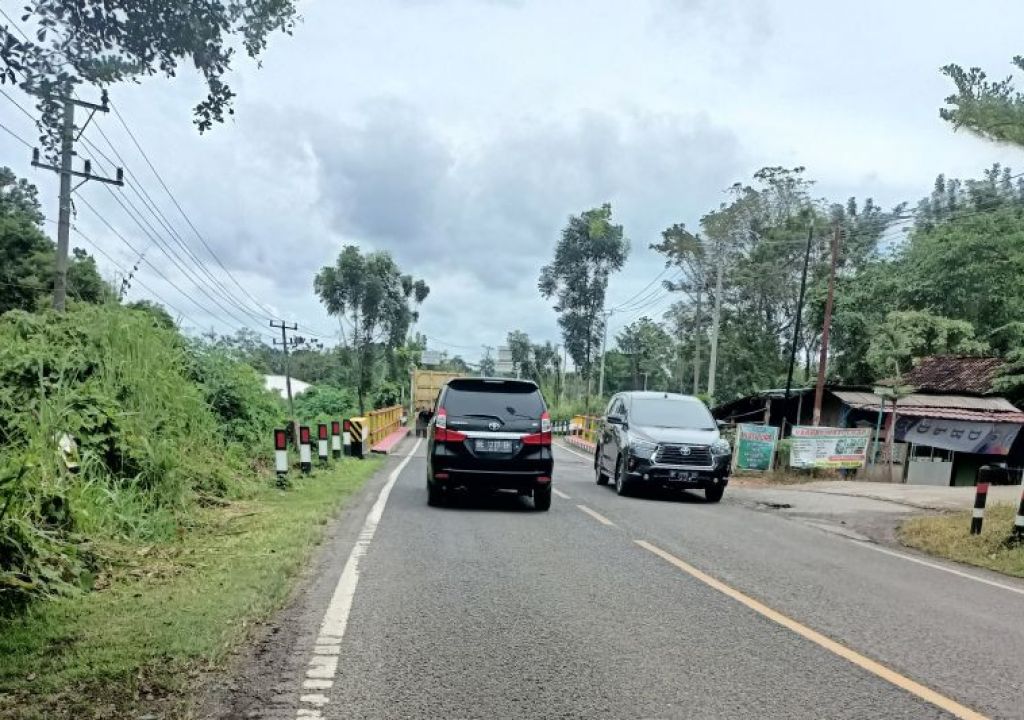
[812, 225, 841, 425]
[597, 309, 612, 402]
[706, 247, 725, 404]
[692, 288, 702, 395]
[271, 320, 299, 440]
[784, 222, 814, 403]
[30, 90, 123, 311]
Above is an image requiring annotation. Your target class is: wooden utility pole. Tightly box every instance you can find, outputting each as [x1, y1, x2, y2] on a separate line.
[597, 309, 612, 401]
[784, 222, 814, 402]
[692, 288, 702, 395]
[812, 225, 840, 425]
[706, 251, 725, 404]
[31, 91, 123, 310]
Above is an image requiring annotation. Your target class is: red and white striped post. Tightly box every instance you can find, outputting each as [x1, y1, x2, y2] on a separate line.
[317, 423, 329, 465]
[1014, 484, 1024, 542]
[343, 419, 352, 456]
[331, 420, 342, 459]
[971, 481, 989, 535]
[274, 428, 288, 480]
[299, 425, 312, 474]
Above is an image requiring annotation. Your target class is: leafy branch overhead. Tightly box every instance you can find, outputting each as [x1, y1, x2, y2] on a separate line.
[0, 0, 299, 146]
[941, 56, 1024, 148]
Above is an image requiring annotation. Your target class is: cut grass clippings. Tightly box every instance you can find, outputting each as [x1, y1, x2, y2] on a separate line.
[899, 503, 1024, 579]
[0, 457, 382, 720]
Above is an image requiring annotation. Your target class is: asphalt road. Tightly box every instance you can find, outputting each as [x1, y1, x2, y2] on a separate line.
[224, 439, 1024, 720]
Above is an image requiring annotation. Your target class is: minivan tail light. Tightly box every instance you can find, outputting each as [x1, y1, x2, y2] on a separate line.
[522, 412, 552, 446]
[433, 409, 467, 443]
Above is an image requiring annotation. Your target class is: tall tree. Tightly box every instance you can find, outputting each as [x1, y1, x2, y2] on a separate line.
[616, 317, 673, 391]
[0, 1, 299, 146]
[314, 246, 429, 413]
[940, 56, 1024, 149]
[538, 203, 629, 402]
[652, 224, 707, 394]
[506, 330, 533, 379]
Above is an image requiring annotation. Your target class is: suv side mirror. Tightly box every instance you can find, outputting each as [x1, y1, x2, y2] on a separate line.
[607, 414, 625, 426]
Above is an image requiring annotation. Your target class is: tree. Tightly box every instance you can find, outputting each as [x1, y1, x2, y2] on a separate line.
[616, 317, 673, 391]
[652, 223, 707, 394]
[314, 246, 429, 413]
[940, 57, 1024, 149]
[0, 166, 109, 313]
[479, 355, 496, 377]
[506, 330, 533, 379]
[0, 1, 299, 146]
[538, 203, 629, 401]
[866, 311, 987, 378]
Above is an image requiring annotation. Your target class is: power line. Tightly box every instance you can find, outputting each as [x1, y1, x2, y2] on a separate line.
[608, 265, 669, 312]
[0, 86, 36, 123]
[0, 121, 32, 148]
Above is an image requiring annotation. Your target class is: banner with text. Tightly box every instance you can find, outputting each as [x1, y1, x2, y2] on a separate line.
[735, 423, 779, 471]
[894, 416, 1021, 455]
[790, 426, 871, 469]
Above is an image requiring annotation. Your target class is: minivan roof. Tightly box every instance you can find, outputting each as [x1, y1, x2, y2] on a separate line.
[620, 391, 702, 402]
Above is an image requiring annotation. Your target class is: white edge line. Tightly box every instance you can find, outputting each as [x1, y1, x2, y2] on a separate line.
[577, 504, 616, 527]
[853, 540, 1024, 597]
[553, 488, 571, 500]
[291, 439, 423, 718]
[555, 440, 594, 463]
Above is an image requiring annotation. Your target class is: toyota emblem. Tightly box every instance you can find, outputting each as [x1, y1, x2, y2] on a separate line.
[680, 445, 692, 455]
[488, 421, 501, 431]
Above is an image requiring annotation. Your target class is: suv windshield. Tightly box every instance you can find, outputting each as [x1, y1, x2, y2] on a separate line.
[443, 380, 545, 418]
[630, 398, 715, 430]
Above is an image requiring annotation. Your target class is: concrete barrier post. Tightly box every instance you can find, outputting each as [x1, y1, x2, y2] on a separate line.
[343, 419, 352, 456]
[331, 420, 342, 459]
[317, 423, 329, 465]
[1014, 484, 1024, 541]
[299, 425, 312, 475]
[971, 479, 989, 535]
[350, 417, 366, 459]
[274, 428, 288, 482]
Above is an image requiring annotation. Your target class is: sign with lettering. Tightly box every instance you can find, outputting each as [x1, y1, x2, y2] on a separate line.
[894, 417, 1021, 456]
[790, 426, 871, 469]
[735, 423, 779, 471]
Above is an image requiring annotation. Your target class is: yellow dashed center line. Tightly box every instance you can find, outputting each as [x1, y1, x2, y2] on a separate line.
[635, 539, 988, 720]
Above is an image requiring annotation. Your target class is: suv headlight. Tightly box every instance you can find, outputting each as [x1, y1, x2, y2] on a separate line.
[711, 439, 731, 456]
[629, 439, 658, 459]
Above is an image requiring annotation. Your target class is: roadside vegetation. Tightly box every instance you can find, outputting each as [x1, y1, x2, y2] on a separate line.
[900, 506, 1024, 579]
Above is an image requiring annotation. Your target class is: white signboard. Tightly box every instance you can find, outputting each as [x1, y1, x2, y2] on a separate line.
[790, 426, 871, 469]
[420, 350, 441, 366]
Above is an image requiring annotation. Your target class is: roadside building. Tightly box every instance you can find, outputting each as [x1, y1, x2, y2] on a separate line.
[712, 356, 1024, 486]
[264, 374, 312, 399]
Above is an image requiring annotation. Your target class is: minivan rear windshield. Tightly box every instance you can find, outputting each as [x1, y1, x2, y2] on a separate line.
[630, 398, 715, 430]
[443, 381, 545, 418]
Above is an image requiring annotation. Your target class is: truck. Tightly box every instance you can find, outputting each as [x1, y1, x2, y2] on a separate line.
[410, 368, 461, 436]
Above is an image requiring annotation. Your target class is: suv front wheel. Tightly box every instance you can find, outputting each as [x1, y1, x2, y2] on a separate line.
[614, 456, 632, 496]
[595, 448, 609, 485]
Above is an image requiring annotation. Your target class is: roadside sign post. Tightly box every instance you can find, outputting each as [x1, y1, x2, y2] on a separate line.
[789, 426, 870, 471]
[734, 424, 779, 472]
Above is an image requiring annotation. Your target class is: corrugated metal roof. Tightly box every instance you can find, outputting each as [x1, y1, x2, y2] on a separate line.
[877, 355, 1006, 395]
[831, 390, 1024, 422]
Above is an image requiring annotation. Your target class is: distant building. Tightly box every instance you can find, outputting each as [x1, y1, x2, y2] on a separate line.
[264, 375, 312, 399]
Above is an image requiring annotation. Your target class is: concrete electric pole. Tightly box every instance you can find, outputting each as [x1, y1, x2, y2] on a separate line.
[812, 225, 841, 426]
[30, 90, 123, 311]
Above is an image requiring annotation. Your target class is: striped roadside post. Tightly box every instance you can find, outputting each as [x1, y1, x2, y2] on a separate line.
[1014, 484, 1024, 542]
[317, 423, 329, 465]
[343, 419, 352, 456]
[349, 417, 366, 459]
[299, 425, 312, 475]
[970, 477, 989, 535]
[274, 428, 288, 482]
[331, 420, 342, 459]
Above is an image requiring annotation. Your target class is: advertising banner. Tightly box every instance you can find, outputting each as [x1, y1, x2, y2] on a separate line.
[735, 423, 779, 471]
[790, 426, 871, 469]
[894, 417, 1021, 456]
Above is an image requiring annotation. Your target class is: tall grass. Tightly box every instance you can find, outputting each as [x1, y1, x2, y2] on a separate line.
[0, 304, 281, 612]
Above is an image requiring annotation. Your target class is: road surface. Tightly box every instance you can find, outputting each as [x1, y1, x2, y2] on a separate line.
[212, 439, 1024, 719]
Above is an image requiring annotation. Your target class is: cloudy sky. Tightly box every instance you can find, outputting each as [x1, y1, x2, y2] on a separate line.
[3, 0, 1023, 364]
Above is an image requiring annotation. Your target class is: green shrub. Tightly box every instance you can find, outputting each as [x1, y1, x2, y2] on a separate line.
[293, 384, 357, 423]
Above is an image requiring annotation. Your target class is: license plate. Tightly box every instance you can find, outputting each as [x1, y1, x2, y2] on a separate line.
[475, 439, 514, 453]
[670, 471, 695, 481]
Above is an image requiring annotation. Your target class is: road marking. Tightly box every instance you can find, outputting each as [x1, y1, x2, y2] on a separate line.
[852, 541, 1024, 597]
[577, 504, 616, 526]
[556, 441, 594, 463]
[553, 488, 571, 500]
[293, 440, 423, 718]
[635, 539, 988, 720]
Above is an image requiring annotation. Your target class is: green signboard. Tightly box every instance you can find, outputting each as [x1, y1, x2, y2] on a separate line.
[735, 423, 779, 471]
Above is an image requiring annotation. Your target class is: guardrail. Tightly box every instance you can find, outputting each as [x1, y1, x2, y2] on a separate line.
[570, 414, 600, 446]
[368, 404, 404, 446]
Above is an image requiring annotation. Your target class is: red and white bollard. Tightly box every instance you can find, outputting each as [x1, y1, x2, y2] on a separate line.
[299, 425, 312, 474]
[274, 428, 288, 480]
[1014, 485, 1024, 542]
[317, 423, 329, 464]
[971, 481, 989, 535]
[331, 420, 342, 459]
[343, 419, 352, 456]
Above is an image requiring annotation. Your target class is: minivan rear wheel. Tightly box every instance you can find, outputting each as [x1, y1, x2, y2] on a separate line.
[534, 485, 552, 511]
[427, 480, 445, 507]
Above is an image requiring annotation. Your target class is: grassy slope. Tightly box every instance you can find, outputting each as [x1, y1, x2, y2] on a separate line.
[899, 504, 1024, 579]
[0, 457, 382, 720]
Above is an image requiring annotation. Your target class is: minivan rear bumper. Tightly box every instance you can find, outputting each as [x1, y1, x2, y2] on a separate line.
[430, 445, 553, 491]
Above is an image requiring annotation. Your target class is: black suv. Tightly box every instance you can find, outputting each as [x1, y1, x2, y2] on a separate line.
[427, 378, 554, 510]
[595, 391, 731, 502]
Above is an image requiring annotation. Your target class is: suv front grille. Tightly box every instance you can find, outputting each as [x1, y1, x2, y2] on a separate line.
[655, 444, 712, 467]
